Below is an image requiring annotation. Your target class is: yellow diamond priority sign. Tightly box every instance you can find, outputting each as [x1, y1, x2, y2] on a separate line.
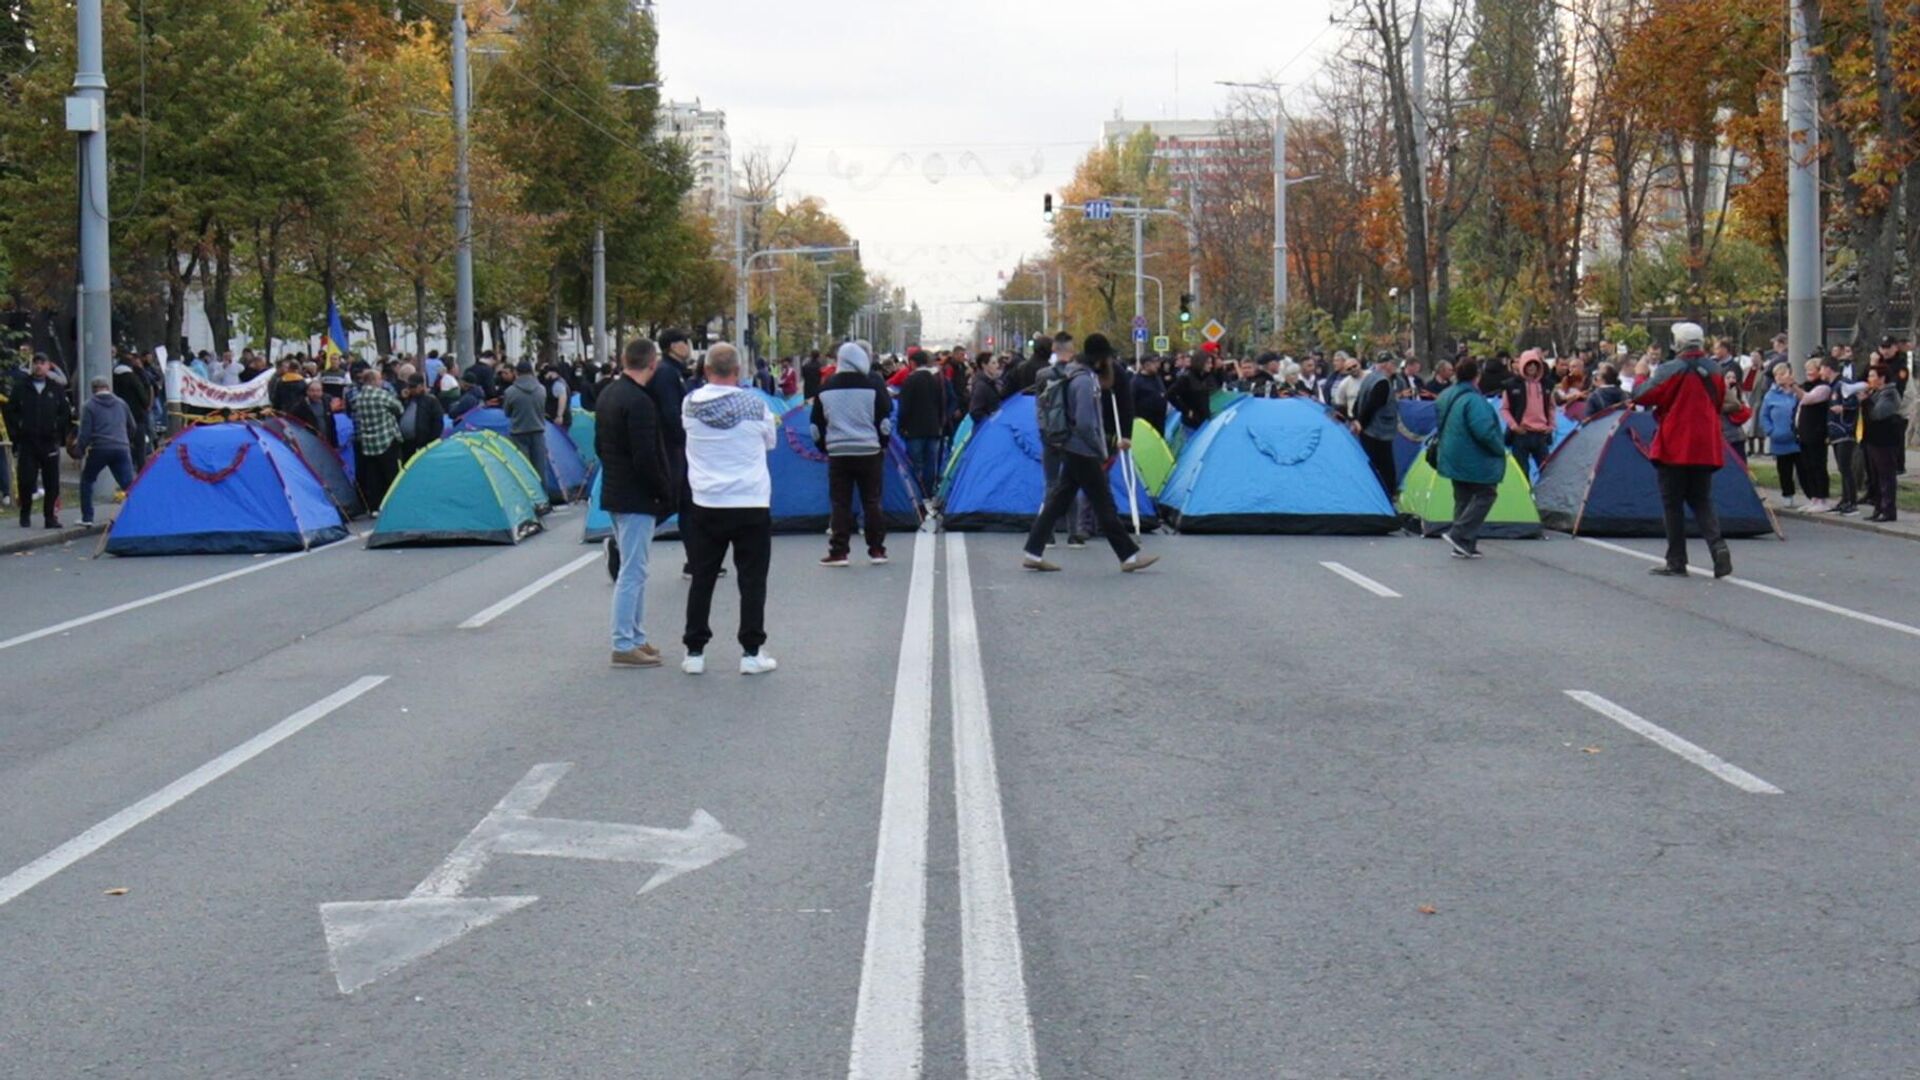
[1201, 318, 1227, 343]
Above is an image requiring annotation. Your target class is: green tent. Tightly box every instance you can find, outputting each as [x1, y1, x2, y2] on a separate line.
[937, 414, 977, 502]
[461, 430, 550, 514]
[1129, 418, 1175, 496]
[1397, 453, 1544, 539]
[568, 410, 598, 469]
[368, 433, 545, 548]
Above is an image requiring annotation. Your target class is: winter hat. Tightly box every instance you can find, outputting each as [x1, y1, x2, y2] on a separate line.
[1082, 333, 1116, 361]
[837, 341, 872, 375]
[1671, 322, 1705, 349]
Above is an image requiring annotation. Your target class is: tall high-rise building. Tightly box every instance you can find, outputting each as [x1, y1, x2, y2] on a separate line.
[657, 99, 733, 210]
[1100, 117, 1262, 203]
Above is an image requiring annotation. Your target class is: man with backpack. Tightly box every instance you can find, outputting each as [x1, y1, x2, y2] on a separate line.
[1633, 322, 1733, 579]
[1021, 334, 1158, 574]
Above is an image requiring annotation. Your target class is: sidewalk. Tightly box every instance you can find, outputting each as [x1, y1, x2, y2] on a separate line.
[1755, 484, 1920, 544]
[1, 459, 124, 557]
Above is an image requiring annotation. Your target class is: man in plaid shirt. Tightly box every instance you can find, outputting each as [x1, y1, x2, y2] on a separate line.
[352, 367, 404, 511]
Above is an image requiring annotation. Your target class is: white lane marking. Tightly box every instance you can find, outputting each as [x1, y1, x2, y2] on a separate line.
[412, 762, 573, 898]
[0, 543, 345, 654]
[945, 536, 1040, 1079]
[1578, 537, 1920, 641]
[458, 552, 599, 628]
[1319, 560, 1402, 598]
[0, 676, 390, 908]
[847, 528, 937, 1080]
[1565, 690, 1782, 795]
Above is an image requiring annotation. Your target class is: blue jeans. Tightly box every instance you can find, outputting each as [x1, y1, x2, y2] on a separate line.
[80, 447, 135, 523]
[906, 437, 941, 498]
[609, 512, 656, 651]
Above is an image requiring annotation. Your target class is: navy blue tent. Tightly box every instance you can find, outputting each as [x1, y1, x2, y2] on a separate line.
[258, 414, 365, 518]
[942, 394, 1158, 532]
[1392, 398, 1437, 483]
[770, 404, 921, 532]
[453, 408, 590, 502]
[1157, 398, 1398, 534]
[107, 421, 348, 555]
[1533, 409, 1779, 537]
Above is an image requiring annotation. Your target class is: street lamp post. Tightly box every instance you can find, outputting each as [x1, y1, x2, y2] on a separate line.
[740, 244, 859, 362]
[450, 4, 475, 368]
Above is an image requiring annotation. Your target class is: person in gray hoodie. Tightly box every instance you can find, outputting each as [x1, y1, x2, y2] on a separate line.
[77, 375, 138, 526]
[1021, 334, 1158, 573]
[500, 361, 551, 496]
[810, 341, 896, 566]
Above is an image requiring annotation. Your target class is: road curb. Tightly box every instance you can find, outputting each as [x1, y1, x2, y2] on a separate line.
[1, 525, 103, 557]
[1757, 487, 1920, 545]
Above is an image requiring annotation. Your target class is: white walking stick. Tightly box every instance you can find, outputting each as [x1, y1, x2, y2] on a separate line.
[1112, 394, 1141, 534]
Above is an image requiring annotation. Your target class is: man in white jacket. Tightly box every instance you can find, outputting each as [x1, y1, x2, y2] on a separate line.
[680, 342, 779, 675]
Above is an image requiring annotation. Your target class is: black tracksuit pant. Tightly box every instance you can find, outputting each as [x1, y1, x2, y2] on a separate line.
[1024, 453, 1138, 562]
[682, 504, 772, 654]
[827, 453, 886, 557]
[15, 441, 61, 524]
[1655, 464, 1727, 570]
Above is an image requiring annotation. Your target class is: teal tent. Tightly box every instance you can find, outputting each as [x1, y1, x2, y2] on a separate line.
[368, 432, 544, 547]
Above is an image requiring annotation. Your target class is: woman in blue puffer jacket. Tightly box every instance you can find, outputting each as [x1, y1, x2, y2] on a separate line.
[1759, 362, 1801, 507]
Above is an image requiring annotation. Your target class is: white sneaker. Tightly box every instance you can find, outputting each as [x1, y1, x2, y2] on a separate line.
[681, 653, 706, 675]
[1778, 496, 1798, 509]
[740, 653, 779, 675]
[1804, 499, 1828, 513]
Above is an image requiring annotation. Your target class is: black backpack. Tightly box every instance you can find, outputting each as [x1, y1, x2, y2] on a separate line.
[1039, 369, 1081, 448]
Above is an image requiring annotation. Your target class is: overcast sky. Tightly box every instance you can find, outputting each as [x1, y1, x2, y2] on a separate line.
[653, 0, 1343, 345]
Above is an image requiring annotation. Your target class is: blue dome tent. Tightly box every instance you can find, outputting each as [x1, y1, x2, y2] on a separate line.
[769, 404, 921, 533]
[453, 407, 589, 502]
[1156, 398, 1399, 534]
[942, 395, 1158, 532]
[1533, 410, 1779, 537]
[106, 421, 348, 555]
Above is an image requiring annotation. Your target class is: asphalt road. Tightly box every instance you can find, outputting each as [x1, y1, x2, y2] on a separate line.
[2, 510, 1918, 1079]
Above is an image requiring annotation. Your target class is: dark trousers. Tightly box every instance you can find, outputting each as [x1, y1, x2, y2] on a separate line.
[905, 437, 940, 499]
[1448, 481, 1499, 552]
[357, 445, 401, 510]
[80, 447, 135, 522]
[1834, 441, 1861, 508]
[1510, 430, 1552, 479]
[510, 431, 551, 497]
[1360, 434, 1397, 499]
[1655, 464, 1726, 570]
[1774, 452, 1800, 500]
[1038, 444, 1066, 542]
[828, 453, 887, 557]
[15, 444, 60, 524]
[1024, 452, 1138, 562]
[1795, 439, 1829, 501]
[682, 504, 771, 654]
[1865, 444, 1900, 519]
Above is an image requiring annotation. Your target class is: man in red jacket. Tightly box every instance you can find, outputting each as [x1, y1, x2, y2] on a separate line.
[1633, 322, 1733, 579]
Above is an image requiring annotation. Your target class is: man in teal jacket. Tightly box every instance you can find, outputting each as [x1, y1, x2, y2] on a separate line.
[1433, 357, 1509, 559]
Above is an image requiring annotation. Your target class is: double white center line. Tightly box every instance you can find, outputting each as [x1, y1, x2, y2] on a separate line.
[848, 532, 1038, 1079]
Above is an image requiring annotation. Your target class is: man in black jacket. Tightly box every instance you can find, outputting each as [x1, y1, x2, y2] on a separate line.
[6, 354, 72, 528]
[289, 381, 337, 448]
[1132, 355, 1168, 434]
[597, 338, 676, 667]
[897, 349, 946, 498]
[651, 328, 698, 575]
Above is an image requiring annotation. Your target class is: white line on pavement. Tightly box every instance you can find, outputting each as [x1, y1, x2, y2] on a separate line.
[944, 536, 1040, 1079]
[847, 528, 937, 1080]
[0, 543, 345, 655]
[1319, 560, 1402, 598]
[1565, 690, 1783, 795]
[1578, 537, 1920, 641]
[458, 552, 600, 628]
[0, 676, 390, 908]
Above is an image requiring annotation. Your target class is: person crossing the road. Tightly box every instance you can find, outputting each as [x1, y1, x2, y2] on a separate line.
[1633, 322, 1733, 579]
[599, 338, 676, 668]
[680, 343, 779, 676]
[1021, 333, 1158, 574]
[1433, 358, 1507, 559]
[75, 375, 138, 528]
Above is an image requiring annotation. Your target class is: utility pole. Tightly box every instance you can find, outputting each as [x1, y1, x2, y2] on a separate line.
[1133, 211, 1146, 362]
[70, 0, 111, 389]
[451, 4, 475, 368]
[1219, 80, 1314, 341]
[1786, 0, 1821, 375]
[592, 223, 607, 365]
[825, 272, 848, 342]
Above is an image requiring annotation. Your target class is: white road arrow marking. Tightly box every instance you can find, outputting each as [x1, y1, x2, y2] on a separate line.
[320, 762, 744, 994]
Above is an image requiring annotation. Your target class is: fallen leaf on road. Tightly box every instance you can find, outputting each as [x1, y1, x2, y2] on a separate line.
[1417, 904, 1437, 915]
[1580, 746, 1602, 754]
[103, 888, 128, 896]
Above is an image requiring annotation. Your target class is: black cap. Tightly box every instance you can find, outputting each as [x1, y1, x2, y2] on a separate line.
[1880, 334, 1900, 348]
[1081, 333, 1116, 361]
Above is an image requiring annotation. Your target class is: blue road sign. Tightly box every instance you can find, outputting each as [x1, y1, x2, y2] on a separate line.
[1132, 326, 1149, 342]
[1087, 199, 1112, 221]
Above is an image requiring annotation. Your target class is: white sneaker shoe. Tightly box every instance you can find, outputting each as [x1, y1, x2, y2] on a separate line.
[1778, 496, 1797, 509]
[740, 653, 779, 675]
[1804, 499, 1829, 513]
[681, 653, 706, 675]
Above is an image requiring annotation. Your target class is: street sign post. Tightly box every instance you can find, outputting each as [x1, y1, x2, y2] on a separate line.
[1202, 318, 1227, 344]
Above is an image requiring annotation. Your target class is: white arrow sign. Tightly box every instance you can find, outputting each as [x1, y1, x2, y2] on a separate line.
[320, 762, 744, 994]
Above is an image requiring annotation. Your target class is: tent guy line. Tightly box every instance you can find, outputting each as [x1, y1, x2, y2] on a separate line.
[0, 541, 348, 655]
[0, 676, 390, 908]
[1577, 538, 1920, 640]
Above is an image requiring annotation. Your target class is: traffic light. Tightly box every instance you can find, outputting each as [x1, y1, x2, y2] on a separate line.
[1043, 194, 1054, 223]
[1179, 293, 1194, 324]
